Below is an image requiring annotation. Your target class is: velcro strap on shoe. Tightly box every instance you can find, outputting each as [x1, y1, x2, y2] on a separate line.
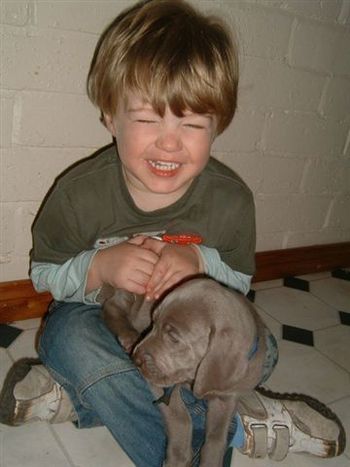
[269, 424, 289, 461]
[251, 424, 268, 458]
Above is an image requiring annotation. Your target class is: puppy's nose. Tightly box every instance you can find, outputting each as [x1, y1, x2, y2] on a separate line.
[133, 347, 153, 368]
[133, 347, 146, 367]
[133, 353, 142, 367]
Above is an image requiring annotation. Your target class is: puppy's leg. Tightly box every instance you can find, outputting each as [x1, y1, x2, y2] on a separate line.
[157, 385, 192, 467]
[199, 395, 239, 467]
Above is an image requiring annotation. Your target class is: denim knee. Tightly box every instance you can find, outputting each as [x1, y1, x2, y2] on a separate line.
[38, 301, 137, 392]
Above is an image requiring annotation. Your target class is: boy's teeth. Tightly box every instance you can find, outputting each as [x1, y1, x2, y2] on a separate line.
[149, 160, 180, 171]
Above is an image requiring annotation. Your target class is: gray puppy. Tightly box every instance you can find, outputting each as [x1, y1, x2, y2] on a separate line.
[100, 277, 269, 467]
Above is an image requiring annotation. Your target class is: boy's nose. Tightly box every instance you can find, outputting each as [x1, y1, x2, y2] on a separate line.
[155, 128, 183, 152]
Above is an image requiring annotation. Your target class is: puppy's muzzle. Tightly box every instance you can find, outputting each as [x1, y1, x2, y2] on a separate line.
[133, 346, 163, 382]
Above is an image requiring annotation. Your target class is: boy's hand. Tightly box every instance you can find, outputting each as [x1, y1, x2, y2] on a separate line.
[142, 238, 203, 300]
[87, 236, 159, 295]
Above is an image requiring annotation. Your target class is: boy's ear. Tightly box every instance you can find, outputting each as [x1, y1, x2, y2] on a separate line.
[103, 113, 117, 137]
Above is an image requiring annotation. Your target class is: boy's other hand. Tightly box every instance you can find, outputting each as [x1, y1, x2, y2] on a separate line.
[87, 237, 159, 295]
[142, 239, 203, 300]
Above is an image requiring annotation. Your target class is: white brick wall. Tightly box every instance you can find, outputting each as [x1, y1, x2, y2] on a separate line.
[1, 0, 350, 281]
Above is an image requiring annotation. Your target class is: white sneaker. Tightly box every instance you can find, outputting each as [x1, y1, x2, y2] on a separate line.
[237, 387, 346, 461]
[0, 358, 76, 425]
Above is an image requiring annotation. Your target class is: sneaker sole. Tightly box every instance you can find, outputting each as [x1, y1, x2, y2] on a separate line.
[0, 357, 42, 426]
[256, 386, 346, 457]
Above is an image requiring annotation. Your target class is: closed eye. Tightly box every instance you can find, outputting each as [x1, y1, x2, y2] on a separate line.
[136, 119, 158, 124]
[184, 124, 205, 129]
[164, 323, 181, 344]
[167, 330, 180, 343]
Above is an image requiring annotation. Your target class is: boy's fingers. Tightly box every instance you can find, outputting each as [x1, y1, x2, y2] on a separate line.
[127, 282, 147, 295]
[142, 238, 166, 255]
[127, 235, 146, 245]
[146, 261, 169, 289]
[146, 268, 177, 299]
[152, 273, 183, 300]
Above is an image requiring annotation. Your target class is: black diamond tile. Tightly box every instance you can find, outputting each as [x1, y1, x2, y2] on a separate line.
[339, 311, 350, 326]
[0, 324, 23, 348]
[247, 289, 256, 303]
[282, 324, 314, 347]
[332, 269, 350, 281]
[284, 276, 310, 292]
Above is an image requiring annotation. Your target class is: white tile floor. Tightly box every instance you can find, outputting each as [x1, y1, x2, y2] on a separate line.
[0, 272, 349, 467]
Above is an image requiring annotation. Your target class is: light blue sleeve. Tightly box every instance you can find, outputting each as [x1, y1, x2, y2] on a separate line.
[30, 250, 101, 304]
[30, 245, 252, 303]
[196, 245, 252, 295]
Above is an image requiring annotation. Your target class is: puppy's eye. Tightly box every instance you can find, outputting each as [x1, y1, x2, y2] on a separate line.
[164, 324, 180, 344]
[167, 330, 180, 344]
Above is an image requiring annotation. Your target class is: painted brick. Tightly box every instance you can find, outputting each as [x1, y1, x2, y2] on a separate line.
[2, 147, 97, 202]
[332, 30, 350, 76]
[36, 1, 131, 34]
[0, 91, 14, 147]
[326, 196, 350, 229]
[214, 151, 263, 193]
[256, 231, 286, 252]
[344, 130, 350, 157]
[255, 194, 295, 233]
[255, 193, 332, 234]
[213, 110, 265, 153]
[0, 203, 15, 257]
[237, 0, 284, 6]
[259, 155, 305, 194]
[15, 203, 39, 257]
[280, 0, 343, 22]
[0, 1, 33, 26]
[265, 63, 325, 112]
[15, 91, 109, 148]
[223, 4, 293, 60]
[301, 158, 350, 195]
[239, 57, 326, 112]
[285, 228, 350, 249]
[1, 25, 97, 94]
[320, 77, 350, 120]
[288, 194, 333, 230]
[289, 18, 345, 74]
[338, 1, 350, 25]
[263, 111, 349, 157]
[0, 201, 39, 279]
[1, 202, 34, 255]
[238, 56, 270, 110]
[0, 256, 31, 282]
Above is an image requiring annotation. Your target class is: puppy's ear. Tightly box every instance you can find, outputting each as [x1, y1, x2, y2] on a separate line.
[192, 327, 249, 399]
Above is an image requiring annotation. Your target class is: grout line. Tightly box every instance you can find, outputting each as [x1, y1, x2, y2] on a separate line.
[308, 289, 344, 315]
[5, 348, 15, 365]
[328, 393, 350, 407]
[312, 343, 350, 379]
[48, 424, 77, 467]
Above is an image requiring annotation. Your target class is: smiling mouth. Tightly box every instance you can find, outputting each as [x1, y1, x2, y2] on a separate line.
[147, 160, 181, 176]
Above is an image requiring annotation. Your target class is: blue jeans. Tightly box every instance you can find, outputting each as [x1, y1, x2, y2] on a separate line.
[38, 301, 278, 467]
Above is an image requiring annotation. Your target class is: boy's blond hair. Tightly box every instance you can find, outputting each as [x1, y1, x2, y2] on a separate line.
[87, 0, 239, 135]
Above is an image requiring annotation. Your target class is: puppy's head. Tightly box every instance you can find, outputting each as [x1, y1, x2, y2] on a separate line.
[133, 290, 211, 387]
[132, 278, 259, 395]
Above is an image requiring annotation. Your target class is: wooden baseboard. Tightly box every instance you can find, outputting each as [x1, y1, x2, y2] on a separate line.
[253, 241, 350, 282]
[1, 242, 349, 323]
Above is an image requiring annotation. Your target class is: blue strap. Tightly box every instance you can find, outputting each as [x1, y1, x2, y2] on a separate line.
[247, 336, 259, 360]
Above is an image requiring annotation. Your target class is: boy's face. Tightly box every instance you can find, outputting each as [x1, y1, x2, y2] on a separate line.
[104, 93, 217, 206]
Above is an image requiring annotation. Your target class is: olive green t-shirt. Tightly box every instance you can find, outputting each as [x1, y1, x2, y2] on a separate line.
[31, 144, 256, 275]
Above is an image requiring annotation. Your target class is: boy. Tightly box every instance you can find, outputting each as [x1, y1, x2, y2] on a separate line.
[0, 1, 344, 465]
